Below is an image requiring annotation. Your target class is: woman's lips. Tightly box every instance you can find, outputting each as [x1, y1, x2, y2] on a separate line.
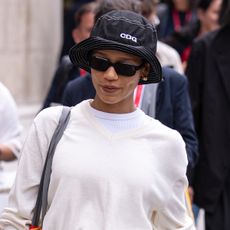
[101, 85, 120, 93]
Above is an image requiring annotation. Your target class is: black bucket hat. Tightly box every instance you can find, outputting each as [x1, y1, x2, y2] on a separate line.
[69, 10, 162, 84]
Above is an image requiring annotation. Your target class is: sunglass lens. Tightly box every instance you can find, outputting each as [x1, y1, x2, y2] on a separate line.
[89, 56, 142, 77]
[114, 63, 136, 76]
[90, 56, 109, 71]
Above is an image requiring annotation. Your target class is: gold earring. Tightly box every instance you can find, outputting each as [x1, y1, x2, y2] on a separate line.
[142, 76, 148, 81]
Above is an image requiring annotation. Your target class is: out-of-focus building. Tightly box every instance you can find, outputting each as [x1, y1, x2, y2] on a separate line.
[0, 0, 63, 105]
[0, 0, 63, 212]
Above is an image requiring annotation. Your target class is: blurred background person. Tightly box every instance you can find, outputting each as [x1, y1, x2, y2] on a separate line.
[156, 0, 197, 66]
[0, 82, 22, 162]
[186, 0, 230, 229]
[42, 1, 98, 109]
[141, 0, 184, 73]
[159, 0, 222, 69]
[60, 0, 97, 59]
[157, 0, 197, 40]
[196, 0, 222, 35]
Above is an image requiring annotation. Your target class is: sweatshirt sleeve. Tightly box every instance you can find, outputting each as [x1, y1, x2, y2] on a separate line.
[0, 83, 22, 158]
[152, 177, 195, 229]
[0, 106, 62, 230]
[152, 130, 196, 229]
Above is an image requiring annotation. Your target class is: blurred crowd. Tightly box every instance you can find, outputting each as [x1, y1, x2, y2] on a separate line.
[1, 0, 230, 229]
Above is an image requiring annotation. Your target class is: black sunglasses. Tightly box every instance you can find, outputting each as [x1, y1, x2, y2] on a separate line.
[89, 55, 144, 77]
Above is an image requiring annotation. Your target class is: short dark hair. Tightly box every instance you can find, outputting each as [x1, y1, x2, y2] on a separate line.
[140, 0, 159, 19]
[95, 0, 141, 21]
[219, 0, 230, 26]
[195, 0, 214, 11]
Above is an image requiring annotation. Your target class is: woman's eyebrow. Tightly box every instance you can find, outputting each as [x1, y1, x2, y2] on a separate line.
[93, 53, 140, 63]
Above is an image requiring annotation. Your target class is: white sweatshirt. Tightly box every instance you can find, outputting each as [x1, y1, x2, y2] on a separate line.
[0, 82, 22, 158]
[0, 100, 195, 230]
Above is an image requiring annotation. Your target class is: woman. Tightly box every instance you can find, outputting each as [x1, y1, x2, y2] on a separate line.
[0, 10, 195, 229]
[196, 0, 222, 36]
[157, 0, 196, 40]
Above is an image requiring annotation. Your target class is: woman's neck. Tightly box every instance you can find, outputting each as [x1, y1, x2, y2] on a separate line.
[91, 97, 136, 114]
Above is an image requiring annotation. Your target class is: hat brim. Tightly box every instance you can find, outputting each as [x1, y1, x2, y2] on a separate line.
[69, 37, 162, 84]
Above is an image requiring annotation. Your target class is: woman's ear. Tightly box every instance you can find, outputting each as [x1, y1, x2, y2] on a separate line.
[140, 63, 150, 81]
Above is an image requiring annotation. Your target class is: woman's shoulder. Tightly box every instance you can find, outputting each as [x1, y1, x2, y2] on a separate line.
[36, 105, 63, 119]
[34, 106, 64, 131]
[145, 117, 188, 173]
[145, 115, 181, 137]
[145, 117, 185, 152]
[157, 119, 183, 139]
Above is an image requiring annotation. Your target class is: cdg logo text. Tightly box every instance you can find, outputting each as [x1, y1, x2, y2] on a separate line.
[120, 33, 137, 43]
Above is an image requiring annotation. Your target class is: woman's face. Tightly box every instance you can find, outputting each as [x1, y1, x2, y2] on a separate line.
[172, 0, 190, 12]
[90, 49, 146, 113]
[198, 0, 222, 34]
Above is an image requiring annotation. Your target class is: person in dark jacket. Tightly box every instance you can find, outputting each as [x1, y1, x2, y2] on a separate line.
[61, 0, 97, 59]
[42, 2, 97, 109]
[186, 0, 230, 228]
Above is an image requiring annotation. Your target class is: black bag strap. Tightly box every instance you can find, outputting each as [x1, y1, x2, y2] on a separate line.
[32, 106, 71, 227]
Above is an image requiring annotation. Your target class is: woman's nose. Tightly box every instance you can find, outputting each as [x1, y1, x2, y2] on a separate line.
[103, 66, 119, 81]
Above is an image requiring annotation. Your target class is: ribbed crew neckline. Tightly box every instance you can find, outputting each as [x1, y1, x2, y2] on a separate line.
[87, 101, 145, 133]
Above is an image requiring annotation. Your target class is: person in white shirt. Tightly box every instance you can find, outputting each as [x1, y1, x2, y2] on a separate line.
[0, 82, 22, 161]
[0, 10, 195, 229]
